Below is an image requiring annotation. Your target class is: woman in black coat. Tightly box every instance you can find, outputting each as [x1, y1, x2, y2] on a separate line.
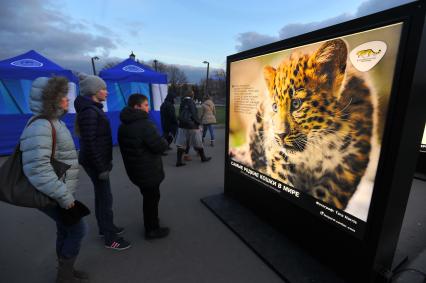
[75, 75, 130, 250]
[160, 92, 178, 145]
[118, 94, 170, 239]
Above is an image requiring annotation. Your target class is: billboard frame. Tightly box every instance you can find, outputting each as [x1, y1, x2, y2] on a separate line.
[224, 1, 426, 282]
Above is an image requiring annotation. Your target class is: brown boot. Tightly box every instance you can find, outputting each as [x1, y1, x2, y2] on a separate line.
[183, 154, 192, 161]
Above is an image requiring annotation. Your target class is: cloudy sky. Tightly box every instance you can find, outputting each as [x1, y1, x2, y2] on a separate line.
[0, 0, 414, 82]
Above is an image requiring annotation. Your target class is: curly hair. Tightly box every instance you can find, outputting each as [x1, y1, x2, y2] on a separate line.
[41, 77, 69, 118]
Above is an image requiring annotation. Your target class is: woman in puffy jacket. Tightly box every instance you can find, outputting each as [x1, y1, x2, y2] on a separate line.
[20, 77, 88, 283]
[200, 95, 217, 146]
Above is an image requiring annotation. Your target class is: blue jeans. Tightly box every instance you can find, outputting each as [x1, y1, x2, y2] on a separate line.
[39, 206, 88, 259]
[202, 124, 215, 141]
[83, 166, 116, 243]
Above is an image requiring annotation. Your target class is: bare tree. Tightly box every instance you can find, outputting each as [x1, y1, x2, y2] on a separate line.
[145, 59, 168, 73]
[101, 58, 191, 99]
[167, 65, 187, 84]
[101, 60, 121, 71]
[199, 68, 226, 103]
[166, 65, 188, 96]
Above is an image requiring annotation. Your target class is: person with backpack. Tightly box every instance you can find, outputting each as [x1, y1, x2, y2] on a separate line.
[118, 94, 170, 239]
[74, 75, 131, 251]
[175, 87, 211, 167]
[20, 77, 89, 282]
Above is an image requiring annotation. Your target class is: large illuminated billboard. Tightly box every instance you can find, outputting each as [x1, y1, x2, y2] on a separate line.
[228, 23, 403, 238]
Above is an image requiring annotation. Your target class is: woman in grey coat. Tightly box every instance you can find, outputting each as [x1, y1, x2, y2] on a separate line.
[20, 77, 88, 283]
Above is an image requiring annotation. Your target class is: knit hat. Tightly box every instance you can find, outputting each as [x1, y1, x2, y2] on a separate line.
[79, 75, 106, 96]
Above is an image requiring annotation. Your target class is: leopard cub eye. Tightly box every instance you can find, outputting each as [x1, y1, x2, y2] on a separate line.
[292, 99, 302, 110]
[272, 103, 278, 112]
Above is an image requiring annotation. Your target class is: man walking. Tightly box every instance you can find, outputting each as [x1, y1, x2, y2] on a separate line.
[175, 88, 211, 167]
[118, 94, 170, 239]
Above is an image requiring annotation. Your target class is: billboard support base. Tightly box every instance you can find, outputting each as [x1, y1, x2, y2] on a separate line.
[201, 193, 347, 283]
[413, 172, 426, 181]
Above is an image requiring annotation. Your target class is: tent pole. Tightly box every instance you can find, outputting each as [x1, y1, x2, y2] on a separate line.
[1, 80, 24, 114]
[117, 82, 127, 106]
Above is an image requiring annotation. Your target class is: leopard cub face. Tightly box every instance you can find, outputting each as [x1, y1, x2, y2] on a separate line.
[263, 40, 348, 156]
[257, 39, 375, 209]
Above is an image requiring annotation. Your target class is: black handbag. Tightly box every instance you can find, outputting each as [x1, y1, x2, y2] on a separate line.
[0, 116, 71, 208]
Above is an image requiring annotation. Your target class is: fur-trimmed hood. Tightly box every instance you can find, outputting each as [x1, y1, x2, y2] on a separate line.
[30, 77, 68, 118]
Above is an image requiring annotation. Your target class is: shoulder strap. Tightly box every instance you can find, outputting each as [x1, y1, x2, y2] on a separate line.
[47, 120, 57, 161]
[27, 116, 56, 160]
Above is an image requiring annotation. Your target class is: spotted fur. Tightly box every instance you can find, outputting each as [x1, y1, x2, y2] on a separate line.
[230, 39, 378, 210]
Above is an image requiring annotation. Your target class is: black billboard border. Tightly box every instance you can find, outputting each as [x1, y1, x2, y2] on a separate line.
[223, 1, 426, 282]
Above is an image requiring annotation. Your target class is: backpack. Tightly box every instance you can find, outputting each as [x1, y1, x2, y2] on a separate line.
[0, 116, 71, 208]
[178, 101, 195, 128]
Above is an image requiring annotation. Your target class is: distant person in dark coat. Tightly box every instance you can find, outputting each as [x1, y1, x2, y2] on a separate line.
[160, 92, 178, 147]
[74, 75, 131, 251]
[118, 94, 170, 239]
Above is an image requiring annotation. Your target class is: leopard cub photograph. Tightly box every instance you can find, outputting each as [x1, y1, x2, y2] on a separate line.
[230, 39, 380, 212]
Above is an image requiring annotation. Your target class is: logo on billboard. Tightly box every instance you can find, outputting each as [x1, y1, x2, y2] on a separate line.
[10, 59, 44, 68]
[349, 41, 387, 72]
[122, 65, 145, 73]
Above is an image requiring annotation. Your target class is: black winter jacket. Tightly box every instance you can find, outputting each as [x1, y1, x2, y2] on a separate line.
[178, 97, 200, 129]
[160, 93, 178, 136]
[118, 107, 168, 187]
[74, 96, 113, 174]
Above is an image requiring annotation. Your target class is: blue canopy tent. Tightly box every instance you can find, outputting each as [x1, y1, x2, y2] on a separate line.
[99, 59, 168, 133]
[0, 50, 79, 155]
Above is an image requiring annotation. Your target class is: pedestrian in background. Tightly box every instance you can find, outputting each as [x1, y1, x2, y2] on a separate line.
[175, 87, 211, 166]
[200, 94, 217, 147]
[118, 94, 170, 239]
[21, 77, 88, 282]
[160, 91, 178, 149]
[74, 75, 131, 251]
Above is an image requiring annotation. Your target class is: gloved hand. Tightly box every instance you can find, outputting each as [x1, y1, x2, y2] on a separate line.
[98, 171, 109, 180]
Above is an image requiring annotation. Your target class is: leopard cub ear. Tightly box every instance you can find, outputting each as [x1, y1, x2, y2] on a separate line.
[311, 39, 347, 92]
[264, 66, 276, 97]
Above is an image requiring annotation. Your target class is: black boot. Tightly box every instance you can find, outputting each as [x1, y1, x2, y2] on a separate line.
[145, 227, 170, 240]
[57, 256, 89, 283]
[176, 148, 186, 167]
[195, 147, 212, 162]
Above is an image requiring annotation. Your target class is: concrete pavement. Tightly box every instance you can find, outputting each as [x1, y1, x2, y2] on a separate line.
[0, 128, 283, 283]
[1, 127, 425, 282]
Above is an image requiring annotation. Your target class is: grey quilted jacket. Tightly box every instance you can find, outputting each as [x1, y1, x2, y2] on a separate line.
[19, 77, 78, 208]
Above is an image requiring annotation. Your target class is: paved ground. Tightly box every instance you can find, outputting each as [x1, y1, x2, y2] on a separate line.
[0, 127, 425, 283]
[0, 128, 283, 283]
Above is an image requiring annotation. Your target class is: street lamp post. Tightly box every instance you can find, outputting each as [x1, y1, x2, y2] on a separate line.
[153, 59, 158, 71]
[202, 61, 210, 99]
[91, 56, 99, 75]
